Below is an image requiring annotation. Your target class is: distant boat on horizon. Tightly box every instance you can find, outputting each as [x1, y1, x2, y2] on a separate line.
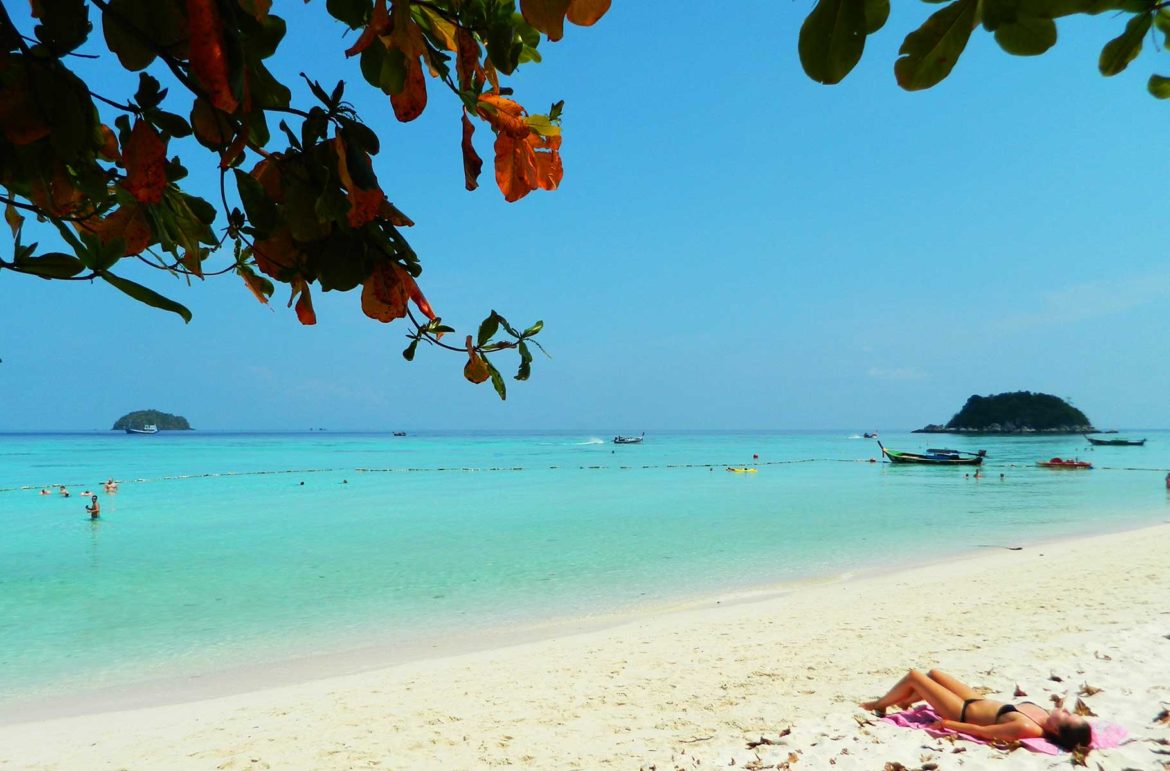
[613, 432, 644, 445]
[1084, 434, 1145, 446]
[125, 424, 158, 435]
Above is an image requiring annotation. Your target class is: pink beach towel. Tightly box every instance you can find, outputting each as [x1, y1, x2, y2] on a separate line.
[878, 705, 1128, 755]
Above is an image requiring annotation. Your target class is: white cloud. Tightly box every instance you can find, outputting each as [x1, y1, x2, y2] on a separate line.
[991, 270, 1170, 332]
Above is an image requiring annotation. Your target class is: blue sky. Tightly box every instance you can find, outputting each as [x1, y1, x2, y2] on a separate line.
[3, 3, 1169, 431]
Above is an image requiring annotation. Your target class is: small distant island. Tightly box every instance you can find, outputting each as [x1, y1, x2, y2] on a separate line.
[914, 391, 1094, 434]
[112, 410, 193, 431]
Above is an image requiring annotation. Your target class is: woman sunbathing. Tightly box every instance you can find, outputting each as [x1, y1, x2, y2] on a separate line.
[861, 668, 1092, 751]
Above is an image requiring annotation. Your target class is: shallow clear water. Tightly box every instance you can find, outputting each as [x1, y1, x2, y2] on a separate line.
[1, 430, 1167, 709]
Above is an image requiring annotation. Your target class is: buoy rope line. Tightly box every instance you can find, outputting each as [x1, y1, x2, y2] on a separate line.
[1, 459, 1166, 494]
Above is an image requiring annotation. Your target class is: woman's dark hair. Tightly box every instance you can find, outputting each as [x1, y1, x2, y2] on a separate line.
[1048, 720, 1092, 752]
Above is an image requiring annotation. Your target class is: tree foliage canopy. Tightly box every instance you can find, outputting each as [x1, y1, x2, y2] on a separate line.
[3, 0, 1163, 401]
[797, 0, 1170, 94]
[0, 0, 610, 399]
[945, 391, 1092, 431]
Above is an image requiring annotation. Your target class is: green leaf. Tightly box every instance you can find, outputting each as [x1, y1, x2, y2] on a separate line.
[134, 73, 166, 109]
[864, 0, 891, 34]
[403, 336, 420, 361]
[101, 272, 192, 323]
[1099, 13, 1151, 76]
[516, 341, 532, 381]
[994, 17, 1057, 54]
[799, 0, 868, 85]
[478, 312, 500, 346]
[521, 320, 544, 337]
[486, 358, 507, 400]
[77, 232, 121, 272]
[1148, 74, 1170, 97]
[101, 0, 157, 70]
[233, 169, 277, 234]
[327, 0, 372, 28]
[34, 0, 92, 55]
[12, 251, 85, 279]
[150, 110, 192, 138]
[894, 0, 980, 91]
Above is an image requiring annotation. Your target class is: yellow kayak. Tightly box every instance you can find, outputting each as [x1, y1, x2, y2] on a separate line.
[726, 467, 758, 473]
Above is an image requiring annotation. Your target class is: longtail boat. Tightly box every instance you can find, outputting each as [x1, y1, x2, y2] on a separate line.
[1084, 434, 1145, 446]
[878, 441, 985, 466]
[1036, 457, 1092, 469]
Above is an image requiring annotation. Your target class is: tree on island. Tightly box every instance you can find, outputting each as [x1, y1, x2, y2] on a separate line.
[919, 391, 1093, 433]
[2, 0, 1162, 399]
[112, 409, 192, 430]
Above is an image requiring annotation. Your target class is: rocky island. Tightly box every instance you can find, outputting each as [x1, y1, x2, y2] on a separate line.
[914, 391, 1094, 434]
[112, 410, 193, 431]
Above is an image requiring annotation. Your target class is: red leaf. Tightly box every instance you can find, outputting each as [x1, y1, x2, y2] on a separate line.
[344, 0, 389, 57]
[455, 28, 482, 90]
[390, 55, 427, 122]
[186, 0, 239, 113]
[122, 119, 167, 205]
[461, 111, 482, 191]
[77, 203, 152, 255]
[402, 268, 436, 320]
[293, 279, 316, 325]
[361, 262, 410, 322]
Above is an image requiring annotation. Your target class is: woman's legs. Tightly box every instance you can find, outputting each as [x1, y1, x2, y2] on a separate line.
[926, 669, 980, 701]
[860, 669, 967, 720]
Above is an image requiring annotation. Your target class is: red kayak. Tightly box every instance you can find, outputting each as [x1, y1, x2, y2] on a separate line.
[1036, 457, 1092, 470]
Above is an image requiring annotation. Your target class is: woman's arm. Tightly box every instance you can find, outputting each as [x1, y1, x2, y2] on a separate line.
[931, 719, 1039, 742]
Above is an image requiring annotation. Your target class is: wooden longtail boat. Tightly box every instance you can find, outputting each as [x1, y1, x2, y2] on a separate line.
[1084, 435, 1145, 446]
[878, 441, 985, 466]
[1036, 457, 1092, 469]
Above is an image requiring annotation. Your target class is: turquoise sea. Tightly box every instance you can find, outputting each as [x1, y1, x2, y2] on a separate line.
[2, 430, 1168, 718]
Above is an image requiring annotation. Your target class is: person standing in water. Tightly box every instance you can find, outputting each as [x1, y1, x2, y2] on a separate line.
[85, 495, 100, 519]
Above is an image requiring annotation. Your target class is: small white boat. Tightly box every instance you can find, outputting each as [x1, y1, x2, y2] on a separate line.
[613, 432, 644, 444]
[126, 424, 158, 434]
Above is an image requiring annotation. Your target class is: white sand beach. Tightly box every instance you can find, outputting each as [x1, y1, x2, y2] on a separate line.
[2, 524, 1168, 770]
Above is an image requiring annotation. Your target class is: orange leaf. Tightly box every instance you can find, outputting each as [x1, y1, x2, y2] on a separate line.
[5, 203, 23, 237]
[567, 0, 610, 25]
[455, 28, 482, 90]
[122, 119, 167, 205]
[361, 262, 410, 322]
[477, 94, 529, 137]
[390, 0, 426, 58]
[253, 226, 301, 279]
[529, 133, 563, 191]
[77, 204, 152, 255]
[186, 0, 239, 113]
[96, 124, 120, 161]
[334, 136, 386, 227]
[28, 161, 84, 216]
[344, 0, 389, 57]
[520, 0, 571, 41]
[391, 55, 427, 122]
[464, 335, 490, 384]
[494, 133, 538, 202]
[461, 111, 482, 191]
[402, 268, 436, 321]
[378, 199, 414, 227]
[251, 156, 284, 202]
[239, 267, 271, 304]
[292, 279, 317, 325]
